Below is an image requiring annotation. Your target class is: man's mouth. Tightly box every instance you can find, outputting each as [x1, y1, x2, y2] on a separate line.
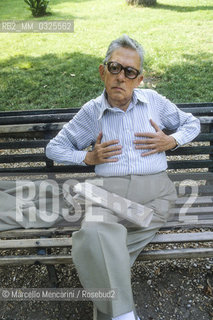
[112, 87, 125, 91]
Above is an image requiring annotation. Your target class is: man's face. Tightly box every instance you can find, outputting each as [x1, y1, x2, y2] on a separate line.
[99, 47, 143, 110]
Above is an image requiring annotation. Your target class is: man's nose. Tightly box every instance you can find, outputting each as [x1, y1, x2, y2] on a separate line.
[117, 69, 126, 81]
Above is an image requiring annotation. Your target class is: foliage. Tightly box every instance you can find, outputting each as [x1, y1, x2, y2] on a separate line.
[24, 0, 50, 17]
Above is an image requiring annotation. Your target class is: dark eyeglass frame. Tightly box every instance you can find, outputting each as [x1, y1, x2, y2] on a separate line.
[104, 61, 140, 79]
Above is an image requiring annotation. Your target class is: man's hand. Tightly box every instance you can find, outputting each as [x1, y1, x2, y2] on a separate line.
[133, 119, 177, 156]
[84, 132, 122, 165]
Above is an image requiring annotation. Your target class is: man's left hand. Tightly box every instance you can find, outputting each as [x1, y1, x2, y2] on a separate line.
[134, 119, 177, 156]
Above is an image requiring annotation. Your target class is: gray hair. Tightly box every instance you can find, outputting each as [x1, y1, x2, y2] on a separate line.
[103, 34, 144, 73]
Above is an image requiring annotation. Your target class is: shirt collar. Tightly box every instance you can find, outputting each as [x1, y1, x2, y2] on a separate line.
[98, 88, 148, 120]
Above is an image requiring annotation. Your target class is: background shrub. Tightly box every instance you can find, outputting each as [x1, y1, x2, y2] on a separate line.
[24, 0, 50, 17]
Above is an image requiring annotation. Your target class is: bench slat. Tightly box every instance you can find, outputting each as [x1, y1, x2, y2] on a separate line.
[1, 161, 213, 174]
[175, 196, 213, 205]
[151, 232, 213, 243]
[164, 220, 213, 228]
[0, 103, 212, 119]
[1, 144, 212, 156]
[0, 114, 74, 125]
[177, 102, 213, 109]
[0, 171, 212, 181]
[168, 159, 213, 169]
[198, 116, 213, 124]
[138, 247, 213, 261]
[0, 123, 64, 134]
[0, 108, 81, 117]
[0, 165, 95, 174]
[0, 158, 212, 168]
[0, 113, 212, 126]
[0, 125, 212, 143]
[0, 237, 72, 249]
[195, 133, 213, 141]
[0, 228, 76, 238]
[169, 218, 213, 225]
[0, 255, 73, 266]
[0, 247, 212, 265]
[0, 217, 212, 239]
[177, 107, 213, 115]
[0, 154, 46, 163]
[0, 232, 212, 249]
[0, 140, 48, 149]
[166, 146, 213, 156]
[170, 206, 213, 214]
[169, 172, 213, 181]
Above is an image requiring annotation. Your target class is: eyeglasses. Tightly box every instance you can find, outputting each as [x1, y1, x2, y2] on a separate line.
[104, 61, 140, 79]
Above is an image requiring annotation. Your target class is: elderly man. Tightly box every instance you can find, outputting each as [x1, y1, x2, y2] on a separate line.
[46, 35, 200, 320]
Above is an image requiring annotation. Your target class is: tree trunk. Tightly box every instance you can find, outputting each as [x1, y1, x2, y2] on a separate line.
[126, 0, 157, 6]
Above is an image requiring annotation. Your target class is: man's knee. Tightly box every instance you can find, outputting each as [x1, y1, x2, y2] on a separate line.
[72, 220, 127, 260]
[72, 222, 100, 251]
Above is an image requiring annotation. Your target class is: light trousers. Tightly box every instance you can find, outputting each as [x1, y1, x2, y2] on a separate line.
[72, 172, 177, 320]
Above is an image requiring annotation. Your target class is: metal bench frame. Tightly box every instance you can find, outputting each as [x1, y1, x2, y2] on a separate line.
[0, 102, 212, 266]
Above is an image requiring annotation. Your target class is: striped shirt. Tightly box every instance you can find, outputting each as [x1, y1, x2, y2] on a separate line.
[46, 89, 200, 176]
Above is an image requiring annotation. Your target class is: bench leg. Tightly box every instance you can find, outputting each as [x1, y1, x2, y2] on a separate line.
[93, 303, 97, 320]
[46, 264, 58, 288]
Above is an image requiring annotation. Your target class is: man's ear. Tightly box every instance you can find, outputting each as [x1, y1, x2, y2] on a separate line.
[99, 64, 105, 81]
[136, 74, 144, 87]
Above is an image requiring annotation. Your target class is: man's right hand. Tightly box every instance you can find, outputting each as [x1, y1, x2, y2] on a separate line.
[84, 132, 122, 165]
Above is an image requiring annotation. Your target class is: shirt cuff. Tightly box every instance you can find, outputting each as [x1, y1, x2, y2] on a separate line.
[71, 150, 88, 166]
[170, 134, 182, 151]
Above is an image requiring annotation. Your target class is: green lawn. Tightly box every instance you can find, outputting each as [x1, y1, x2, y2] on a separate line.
[0, 0, 212, 111]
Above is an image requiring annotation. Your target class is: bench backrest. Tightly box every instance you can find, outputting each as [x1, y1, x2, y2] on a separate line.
[0, 103, 213, 229]
[0, 103, 213, 178]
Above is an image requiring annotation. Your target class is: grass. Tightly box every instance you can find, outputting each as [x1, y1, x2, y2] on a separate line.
[0, 0, 212, 111]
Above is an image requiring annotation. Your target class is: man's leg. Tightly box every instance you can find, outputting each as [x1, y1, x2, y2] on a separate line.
[126, 172, 177, 266]
[72, 207, 136, 319]
[127, 198, 174, 266]
[72, 173, 177, 320]
[72, 202, 170, 320]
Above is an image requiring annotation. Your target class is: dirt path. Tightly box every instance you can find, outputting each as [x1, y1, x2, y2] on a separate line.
[0, 258, 212, 320]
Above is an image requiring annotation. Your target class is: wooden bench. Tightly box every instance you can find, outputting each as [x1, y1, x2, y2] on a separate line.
[0, 102, 212, 271]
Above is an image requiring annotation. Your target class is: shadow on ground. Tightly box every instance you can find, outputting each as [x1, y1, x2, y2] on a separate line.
[143, 52, 213, 103]
[0, 53, 103, 111]
[0, 51, 212, 111]
[154, 3, 213, 12]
